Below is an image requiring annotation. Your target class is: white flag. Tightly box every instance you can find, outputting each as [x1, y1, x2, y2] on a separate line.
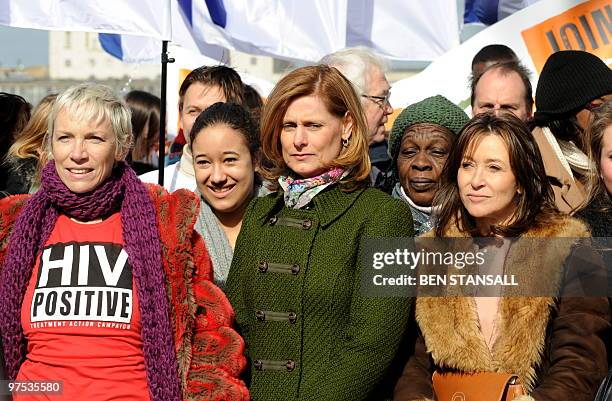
[347, 0, 461, 61]
[0, 0, 170, 39]
[170, 0, 226, 60]
[99, 0, 227, 64]
[189, 0, 348, 62]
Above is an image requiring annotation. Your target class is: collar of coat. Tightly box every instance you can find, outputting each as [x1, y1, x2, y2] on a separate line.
[0, 185, 206, 390]
[417, 215, 590, 392]
[257, 185, 366, 228]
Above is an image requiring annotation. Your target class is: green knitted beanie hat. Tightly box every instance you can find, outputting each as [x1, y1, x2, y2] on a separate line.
[388, 95, 469, 176]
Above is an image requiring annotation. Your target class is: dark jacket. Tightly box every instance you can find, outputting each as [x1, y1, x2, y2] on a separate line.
[369, 140, 392, 187]
[576, 194, 612, 237]
[394, 215, 610, 401]
[226, 186, 414, 401]
[0, 158, 37, 198]
[575, 194, 611, 289]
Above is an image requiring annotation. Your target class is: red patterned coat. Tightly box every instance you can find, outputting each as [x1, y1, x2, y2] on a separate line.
[0, 185, 249, 401]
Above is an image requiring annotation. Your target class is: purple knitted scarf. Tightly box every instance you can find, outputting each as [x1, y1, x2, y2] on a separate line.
[0, 161, 181, 401]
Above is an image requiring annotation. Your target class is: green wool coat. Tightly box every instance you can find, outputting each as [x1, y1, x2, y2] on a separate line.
[226, 186, 414, 401]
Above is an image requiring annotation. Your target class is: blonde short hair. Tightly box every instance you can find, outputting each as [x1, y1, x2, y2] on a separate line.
[47, 83, 133, 159]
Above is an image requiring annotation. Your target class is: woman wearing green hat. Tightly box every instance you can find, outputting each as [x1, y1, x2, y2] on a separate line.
[388, 95, 469, 235]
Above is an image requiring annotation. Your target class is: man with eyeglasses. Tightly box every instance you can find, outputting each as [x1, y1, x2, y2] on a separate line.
[320, 47, 394, 186]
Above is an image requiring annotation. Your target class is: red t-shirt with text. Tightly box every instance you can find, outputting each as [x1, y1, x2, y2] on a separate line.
[17, 213, 151, 401]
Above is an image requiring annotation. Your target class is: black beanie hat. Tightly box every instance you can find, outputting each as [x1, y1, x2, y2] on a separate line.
[534, 50, 612, 123]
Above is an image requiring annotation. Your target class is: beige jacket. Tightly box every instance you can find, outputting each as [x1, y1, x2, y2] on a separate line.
[531, 126, 586, 214]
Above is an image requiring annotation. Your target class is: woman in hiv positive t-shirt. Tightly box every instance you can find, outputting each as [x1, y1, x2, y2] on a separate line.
[0, 84, 249, 401]
[19, 213, 149, 400]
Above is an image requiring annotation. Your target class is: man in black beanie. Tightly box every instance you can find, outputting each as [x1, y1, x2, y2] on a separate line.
[531, 50, 612, 214]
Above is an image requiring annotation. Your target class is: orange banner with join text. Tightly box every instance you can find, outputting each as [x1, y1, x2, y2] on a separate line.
[521, 0, 611, 73]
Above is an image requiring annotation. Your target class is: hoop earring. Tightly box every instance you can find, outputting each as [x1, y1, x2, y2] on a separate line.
[342, 137, 350, 148]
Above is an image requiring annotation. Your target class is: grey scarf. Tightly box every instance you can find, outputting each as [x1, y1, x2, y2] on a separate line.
[392, 183, 435, 236]
[194, 195, 233, 289]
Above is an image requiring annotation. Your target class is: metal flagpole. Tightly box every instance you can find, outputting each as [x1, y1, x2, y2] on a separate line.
[158, 40, 174, 186]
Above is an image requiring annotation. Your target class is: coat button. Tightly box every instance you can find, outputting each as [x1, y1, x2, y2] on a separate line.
[269, 215, 278, 225]
[288, 312, 297, 324]
[255, 310, 266, 321]
[258, 261, 268, 273]
[291, 264, 300, 274]
[286, 360, 295, 372]
[253, 359, 263, 370]
[301, 219, 312, 230]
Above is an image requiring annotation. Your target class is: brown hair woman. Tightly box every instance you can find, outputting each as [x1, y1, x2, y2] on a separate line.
[395, 112, 610, 401]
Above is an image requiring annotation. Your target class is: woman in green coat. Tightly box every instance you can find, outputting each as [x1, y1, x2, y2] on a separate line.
[226, 65, 414, 401]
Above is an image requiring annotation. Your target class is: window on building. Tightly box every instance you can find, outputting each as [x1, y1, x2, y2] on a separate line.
[65, 59, 72, 67]
[64, 32, 71, 49]
[250, 57, 257, 66]
[84, 33, 99, 51]
[90, 59, 96, 67]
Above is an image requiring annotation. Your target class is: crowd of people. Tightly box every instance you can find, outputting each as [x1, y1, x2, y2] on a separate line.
[0, 45, 610, 401]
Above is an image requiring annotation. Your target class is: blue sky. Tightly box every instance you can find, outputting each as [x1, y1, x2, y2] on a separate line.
[0, 25, 48, 67]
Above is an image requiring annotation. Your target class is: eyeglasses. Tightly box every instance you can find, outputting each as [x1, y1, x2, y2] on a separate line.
[361, 92, 391, 109]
